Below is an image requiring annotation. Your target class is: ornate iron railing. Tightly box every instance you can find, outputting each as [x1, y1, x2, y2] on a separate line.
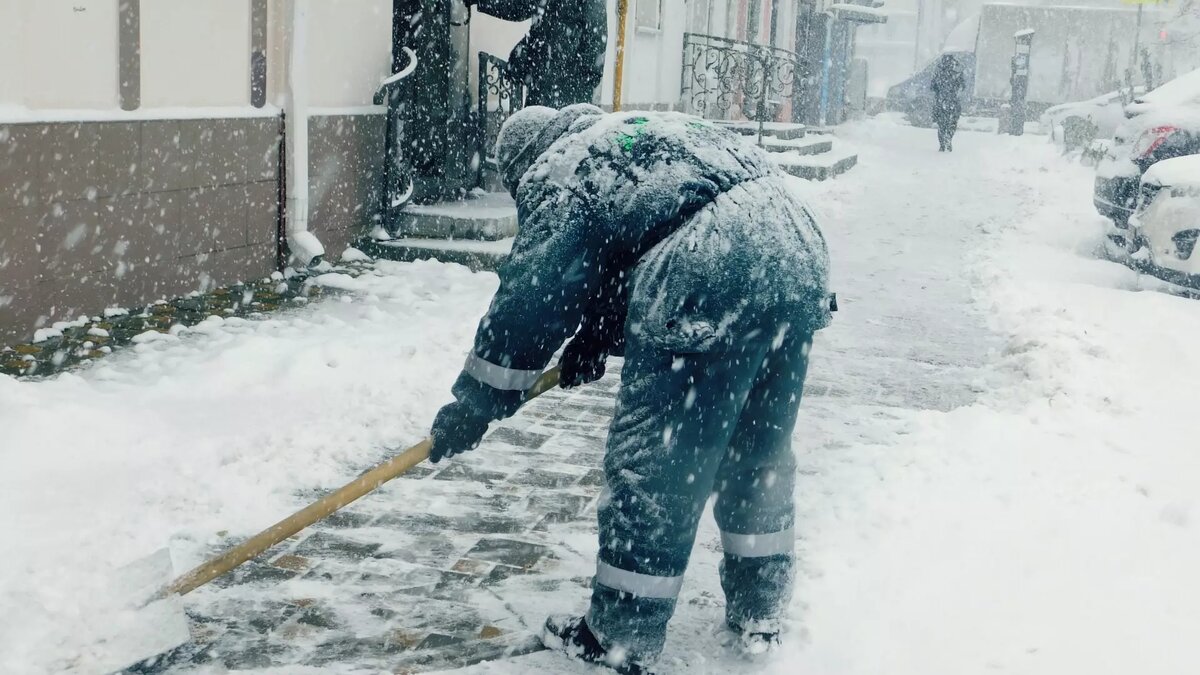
[478, 52, 525, 170]
[680, 33, 809, 143]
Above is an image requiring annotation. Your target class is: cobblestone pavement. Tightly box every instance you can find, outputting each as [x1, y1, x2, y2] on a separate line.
[148, 373, 619, 674]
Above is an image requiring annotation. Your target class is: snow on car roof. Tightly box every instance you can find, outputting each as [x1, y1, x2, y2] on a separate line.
[1142, 154, 1200, 187]
[1137, 68, 1200, 107]
[1116, 103, 1200, 139]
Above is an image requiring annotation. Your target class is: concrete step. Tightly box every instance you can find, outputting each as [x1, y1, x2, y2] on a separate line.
[716, 120, 808, 141]
[396, 192, 517, 241]
[357, 235, 512, 272]
[772, 144, 859, 181]
[761, 136, 834, 156]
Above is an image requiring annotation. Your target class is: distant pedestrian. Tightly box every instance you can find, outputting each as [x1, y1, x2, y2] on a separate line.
[429, 105, 833, 673]
[470, 0, 607, 107]
[931, 54, 965, 152]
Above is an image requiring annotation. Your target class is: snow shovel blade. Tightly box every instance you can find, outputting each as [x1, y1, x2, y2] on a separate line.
[61, 548, 190, 675]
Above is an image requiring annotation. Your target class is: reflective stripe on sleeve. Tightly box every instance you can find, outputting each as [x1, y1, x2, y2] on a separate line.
[594, 561, 684, 599]
[463, 353, 542, 391]
[720, 527, 795, 558]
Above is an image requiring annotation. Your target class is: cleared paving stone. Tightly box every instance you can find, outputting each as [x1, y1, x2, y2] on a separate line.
[169, 369, 619, 672]
[526, 492, 591, 518]
[578, 468, 606, 487]
[209, 559, 299, 589]
[506, 468, 583, 489]
[432, 463, 510, 484]
[295, 603, 341, 629]
[464, 538, 552, 570]
[373, 533, 463, 568]
[479, 564, 537, 587]
[394, 570, 479, 600]
[270, 553, 312, 572]
[417, 632, 466, 650]
[304, 634, 410, 665]
[320, 509, 376, 529]
[399, 464, 437, 479]
[486, 426, 552, 449]
[292, 531, 382, 559]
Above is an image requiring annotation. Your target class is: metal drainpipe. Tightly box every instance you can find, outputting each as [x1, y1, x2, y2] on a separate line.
[284, 0, 325, 268]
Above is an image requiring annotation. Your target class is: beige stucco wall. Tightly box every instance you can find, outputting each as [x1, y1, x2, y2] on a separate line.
[0, 2, 19, 106]
[0, 0, 704, 113]
[140, 0, 252, 107]
[3, 0, 120, 109]
[307, 0, 393, 108]
[611, 0, 687, 107]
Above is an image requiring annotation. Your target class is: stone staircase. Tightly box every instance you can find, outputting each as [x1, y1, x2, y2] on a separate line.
[359, 120, 855, 269]
[718, 121, 859, 181]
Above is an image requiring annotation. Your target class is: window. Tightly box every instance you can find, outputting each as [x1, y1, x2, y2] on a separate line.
[636, 0, 662, 32]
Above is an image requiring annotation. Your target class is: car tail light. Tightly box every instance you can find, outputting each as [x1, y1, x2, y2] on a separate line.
[1173, 229, 1200, 260]
[1132, 126, 1182, 159]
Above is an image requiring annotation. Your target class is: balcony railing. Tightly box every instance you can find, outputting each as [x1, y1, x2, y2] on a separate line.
[477, 52, 526, 172]
[680, 33, 810, 142]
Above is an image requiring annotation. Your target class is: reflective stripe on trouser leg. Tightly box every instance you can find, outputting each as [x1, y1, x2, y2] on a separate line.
[720, 527, 794, 558]
[594, 561, 685, 599]
[462, 352, 542, 391]
[715, 330, 811, 629]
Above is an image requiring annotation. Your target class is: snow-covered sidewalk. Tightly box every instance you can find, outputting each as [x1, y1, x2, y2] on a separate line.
[2, 118, 1199, 675]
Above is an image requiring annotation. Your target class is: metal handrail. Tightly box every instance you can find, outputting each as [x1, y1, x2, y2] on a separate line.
[682, 32, 800, 61]
[680, 32, 807, 144]
[477, 52, 525, 185]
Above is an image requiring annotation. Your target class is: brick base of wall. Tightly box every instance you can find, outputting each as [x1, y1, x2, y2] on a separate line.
[0, 112, 385, 345]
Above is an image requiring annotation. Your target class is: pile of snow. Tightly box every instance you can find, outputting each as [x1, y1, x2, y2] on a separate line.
[1135, 67, 1200, 107]
[0, 260, 498, 674]
[772, 124, 1200, 675]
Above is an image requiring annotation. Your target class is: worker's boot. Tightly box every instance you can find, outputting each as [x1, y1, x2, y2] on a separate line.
[728, 619, 782, 656]
[542, 615, 653, 675]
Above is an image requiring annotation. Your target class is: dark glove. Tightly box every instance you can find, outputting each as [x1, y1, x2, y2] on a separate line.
[429, 401, 490, 463]
[558, 341, 607, 389]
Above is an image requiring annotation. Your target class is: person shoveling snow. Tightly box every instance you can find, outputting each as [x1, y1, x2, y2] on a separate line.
[429, 104, 833, 673]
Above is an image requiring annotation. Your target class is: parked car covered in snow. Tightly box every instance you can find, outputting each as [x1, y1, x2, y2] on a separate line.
[1094, 70, 1200, 227]
[1128, 155, 1200, 285]
[1041, 88, 1142, 151]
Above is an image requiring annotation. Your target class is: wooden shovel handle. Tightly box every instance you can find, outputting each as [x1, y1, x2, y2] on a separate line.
[162, 367, 562, 598]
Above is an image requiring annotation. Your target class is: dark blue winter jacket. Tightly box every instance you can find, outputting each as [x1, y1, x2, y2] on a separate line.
[452, 106, 831, 421]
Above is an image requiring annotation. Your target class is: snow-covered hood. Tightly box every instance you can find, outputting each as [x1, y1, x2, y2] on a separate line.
[1142, 154, 1200, 188]
[502, 104, 604, 197]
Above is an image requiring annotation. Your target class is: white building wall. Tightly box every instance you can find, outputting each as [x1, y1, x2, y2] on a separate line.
[140, 0, 250, 107]
[3, 0, 120, 109]
[599, 0, 688, 108]
[305, 0, 392, 108]
[0, 0, 703, 114]
[0, 1, 21, 107]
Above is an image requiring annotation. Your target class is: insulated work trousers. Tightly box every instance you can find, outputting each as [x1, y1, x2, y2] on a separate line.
[586, 325, 812, 661]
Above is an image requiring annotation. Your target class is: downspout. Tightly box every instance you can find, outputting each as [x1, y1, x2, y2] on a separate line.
[284, 0, 325, 268]
[613, 0, 630, 111]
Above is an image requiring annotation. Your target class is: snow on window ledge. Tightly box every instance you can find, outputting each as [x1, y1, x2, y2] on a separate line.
[0, 104, 282, 124]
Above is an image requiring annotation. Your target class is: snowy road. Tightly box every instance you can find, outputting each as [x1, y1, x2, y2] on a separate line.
[3, 118, 1199, 675]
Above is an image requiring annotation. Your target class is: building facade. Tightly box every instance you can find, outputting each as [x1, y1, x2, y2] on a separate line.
[1, 0, 881, 345]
